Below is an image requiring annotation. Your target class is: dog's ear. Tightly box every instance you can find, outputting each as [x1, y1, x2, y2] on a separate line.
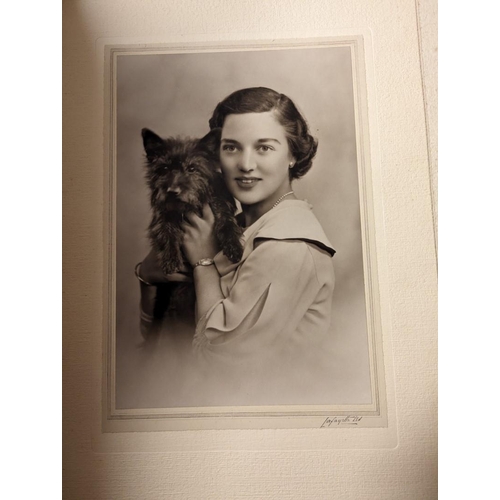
[198, 128, 221, 156]
[142, 128, 166, 162]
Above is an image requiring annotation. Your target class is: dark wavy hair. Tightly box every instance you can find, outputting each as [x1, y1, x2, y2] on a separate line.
[208, 87, 318, 180]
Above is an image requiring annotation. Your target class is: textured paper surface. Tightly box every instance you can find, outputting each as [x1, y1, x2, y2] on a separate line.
[63, 0, 437, 498]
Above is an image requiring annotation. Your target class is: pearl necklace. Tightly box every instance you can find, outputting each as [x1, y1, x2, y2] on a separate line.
[272, 191, 294, 209]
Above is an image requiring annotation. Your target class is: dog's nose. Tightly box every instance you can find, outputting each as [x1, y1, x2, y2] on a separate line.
[167, 187, 181, 196]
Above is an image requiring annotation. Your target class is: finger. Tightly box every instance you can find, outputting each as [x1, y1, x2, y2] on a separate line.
[202, 204, 215, 223]
[185, 211, 202, 226]
[164, 272, 193, 283]
[181, 228, 194, 243]
[181, 220, 196, 233]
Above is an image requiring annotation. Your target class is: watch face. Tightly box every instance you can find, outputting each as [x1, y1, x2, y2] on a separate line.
[198, 258, 214, 266]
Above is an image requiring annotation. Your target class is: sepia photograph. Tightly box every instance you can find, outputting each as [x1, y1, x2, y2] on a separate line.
[104, 40, 385, 428]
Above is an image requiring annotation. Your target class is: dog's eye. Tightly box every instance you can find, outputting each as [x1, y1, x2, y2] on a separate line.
[186, 166, 196, 173]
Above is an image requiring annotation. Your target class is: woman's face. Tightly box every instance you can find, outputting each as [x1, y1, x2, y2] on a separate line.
[219, 111, 294, 210]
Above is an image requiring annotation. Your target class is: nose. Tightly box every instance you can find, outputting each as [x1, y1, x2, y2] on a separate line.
[167, 186, 181, 196]
[237, 150, 255, 172]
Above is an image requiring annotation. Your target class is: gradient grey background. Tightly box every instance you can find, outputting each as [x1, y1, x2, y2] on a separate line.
[115, 47, 371, 408]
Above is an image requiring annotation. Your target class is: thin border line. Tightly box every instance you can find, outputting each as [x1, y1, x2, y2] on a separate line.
[414, 0, 438, 266]
[102, 38, 388, 429]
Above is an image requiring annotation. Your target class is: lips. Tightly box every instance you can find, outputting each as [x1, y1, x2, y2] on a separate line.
[235, 177, 261, 187]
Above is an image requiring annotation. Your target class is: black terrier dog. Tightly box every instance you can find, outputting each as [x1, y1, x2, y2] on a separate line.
[140, 128, 243, 334]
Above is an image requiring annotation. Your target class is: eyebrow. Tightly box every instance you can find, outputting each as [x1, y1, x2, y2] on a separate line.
[257, 138, 281, 144]
[220, 138, 282, 144]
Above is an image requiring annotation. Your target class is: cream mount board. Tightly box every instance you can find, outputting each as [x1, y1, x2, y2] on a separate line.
[65, 1, 437, 496]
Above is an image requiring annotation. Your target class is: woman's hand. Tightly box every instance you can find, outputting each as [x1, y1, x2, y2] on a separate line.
[181, 204, 220, 266]
[139, 249, 192, 284]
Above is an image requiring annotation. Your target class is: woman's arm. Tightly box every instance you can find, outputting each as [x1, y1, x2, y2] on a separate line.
[136, 248, 193, 337]
[181, 205, 224, 319]
[191, 265, 224, 319]
[194, 238, 328, 362]
[139, 248, 192, 285]
[181, 205, 332, 354]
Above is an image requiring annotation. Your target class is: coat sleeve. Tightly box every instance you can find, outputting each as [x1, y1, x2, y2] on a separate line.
[193, 239, 323, 362]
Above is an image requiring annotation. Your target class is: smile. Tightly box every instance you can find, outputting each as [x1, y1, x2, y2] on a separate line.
[235, 177, 261, 187]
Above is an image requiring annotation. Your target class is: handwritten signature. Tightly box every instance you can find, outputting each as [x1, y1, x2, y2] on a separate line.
[320, 416, 363, 428]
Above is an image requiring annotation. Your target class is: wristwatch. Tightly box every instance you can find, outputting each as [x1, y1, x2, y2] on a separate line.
[193, 258, 215, 268]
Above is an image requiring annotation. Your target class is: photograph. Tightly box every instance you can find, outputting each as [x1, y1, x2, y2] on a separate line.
[104, 40, 384, 426]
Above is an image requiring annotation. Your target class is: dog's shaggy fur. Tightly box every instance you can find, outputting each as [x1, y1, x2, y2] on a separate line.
[141, 128, 243, 329]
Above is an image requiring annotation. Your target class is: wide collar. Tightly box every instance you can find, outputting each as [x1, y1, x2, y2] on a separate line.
[215, 200, 335, 277]
[244, 199, 336, 257]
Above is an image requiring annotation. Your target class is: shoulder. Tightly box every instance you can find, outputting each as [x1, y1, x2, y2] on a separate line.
[245, 238, 315, 276]
[251, 238, 334, 287]
[251, 201, 336, 257]
[251, 237, 311, 262]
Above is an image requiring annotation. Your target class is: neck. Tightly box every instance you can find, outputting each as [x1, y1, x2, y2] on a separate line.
[242, 188, 296, 227]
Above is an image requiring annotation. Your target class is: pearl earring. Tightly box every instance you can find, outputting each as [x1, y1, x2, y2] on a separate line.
[289, 162, 294, 169]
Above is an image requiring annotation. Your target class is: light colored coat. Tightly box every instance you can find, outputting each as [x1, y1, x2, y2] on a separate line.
[192, 200, 336, 401]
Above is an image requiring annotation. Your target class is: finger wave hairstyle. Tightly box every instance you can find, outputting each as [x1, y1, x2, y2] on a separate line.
[208, 87, 318, 180]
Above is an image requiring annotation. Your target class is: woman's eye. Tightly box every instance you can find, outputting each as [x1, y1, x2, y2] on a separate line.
[222, 145, 237, 152]
[258, 145, 273, 152]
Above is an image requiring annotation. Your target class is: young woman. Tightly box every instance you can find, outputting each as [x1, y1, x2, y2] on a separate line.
[139, 88, 336, 401]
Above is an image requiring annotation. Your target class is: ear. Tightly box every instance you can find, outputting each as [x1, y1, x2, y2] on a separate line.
[198, 128, 221, 156]
[141, 128, 166, 162]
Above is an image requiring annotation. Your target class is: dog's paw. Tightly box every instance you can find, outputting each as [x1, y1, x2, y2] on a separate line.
[161, 259, 183, 275]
